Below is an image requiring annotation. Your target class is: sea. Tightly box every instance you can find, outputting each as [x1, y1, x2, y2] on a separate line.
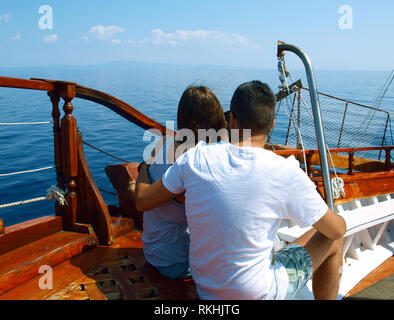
[0, 63, 393, 226]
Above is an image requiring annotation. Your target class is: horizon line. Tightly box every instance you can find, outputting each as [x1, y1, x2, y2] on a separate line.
[0, 60, 392, 73]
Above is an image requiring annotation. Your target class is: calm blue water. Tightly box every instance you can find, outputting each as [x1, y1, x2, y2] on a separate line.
[0, 64, 393, 226]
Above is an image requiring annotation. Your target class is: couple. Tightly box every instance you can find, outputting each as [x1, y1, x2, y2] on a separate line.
[135, 81, 346, 300]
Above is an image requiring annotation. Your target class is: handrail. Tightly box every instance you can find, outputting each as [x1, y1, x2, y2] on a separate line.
[75, 83, 173, 136]
[274, 145, 393, 175]
[0, 75, 175, 244]
[278, 41, 334, 209]
[0, 76, 173, 136]
[274, 145, 394, 156]
[0, 76, 55, 91]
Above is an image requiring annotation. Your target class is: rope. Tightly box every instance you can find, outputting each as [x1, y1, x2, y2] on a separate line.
[0, 121, 50, 125]
[0, 166, 54, 177]
[278, 57, 309, 177]
[46, 185, 67, 206]
[82, 141, 130, 163]
[331, 177, 345, 200]
[0, 185, 67, 209]
[0, 197, 47, 209]
[351, 69, 394, 151]
[99, 188, 117, 196]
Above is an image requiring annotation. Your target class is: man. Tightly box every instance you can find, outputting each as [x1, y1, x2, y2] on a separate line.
[135, 81, 346, 300]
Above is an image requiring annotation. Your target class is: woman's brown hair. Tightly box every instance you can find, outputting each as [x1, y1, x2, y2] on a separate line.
[177, 86, 227, 143]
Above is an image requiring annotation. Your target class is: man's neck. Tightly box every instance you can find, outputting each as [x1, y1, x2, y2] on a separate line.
[232, 134, 267, 149]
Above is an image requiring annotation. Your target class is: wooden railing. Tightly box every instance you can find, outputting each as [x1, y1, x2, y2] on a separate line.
[0, 76, 172, 245]
[274, 146, 393, 177]
[274, 146, 394, 203]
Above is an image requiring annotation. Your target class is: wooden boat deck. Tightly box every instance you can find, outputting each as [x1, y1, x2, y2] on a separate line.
[0, 215, 391, 300]
[0, 217, 197, 300]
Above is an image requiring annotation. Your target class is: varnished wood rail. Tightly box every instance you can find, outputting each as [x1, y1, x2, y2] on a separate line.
[0, 76, 173, 246]
[274, 146, 394, 175]
[274, 146, 394, 204]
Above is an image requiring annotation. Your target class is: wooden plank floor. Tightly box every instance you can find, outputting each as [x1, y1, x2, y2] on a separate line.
[1, 220, 391, 300]
[0, 228, 197, 300]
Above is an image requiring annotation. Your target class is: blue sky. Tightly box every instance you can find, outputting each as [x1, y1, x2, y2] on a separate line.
[0, 0, 393, 70]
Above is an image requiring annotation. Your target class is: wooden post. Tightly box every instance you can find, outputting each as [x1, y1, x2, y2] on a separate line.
[306, 153, 314, 179]
[337, 102, 348, 148]
[59, 83, 78, 231]
[385, 148, 392, 171]
[48, 91, 64, 217]
[0, 219, 4, 235]
[348, 151, 355, 175]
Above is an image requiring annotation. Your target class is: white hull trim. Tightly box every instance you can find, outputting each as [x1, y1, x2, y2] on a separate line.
[276, 193, 394, 300]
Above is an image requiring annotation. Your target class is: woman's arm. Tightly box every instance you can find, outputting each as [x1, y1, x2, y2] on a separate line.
[134, 162, 180, 212]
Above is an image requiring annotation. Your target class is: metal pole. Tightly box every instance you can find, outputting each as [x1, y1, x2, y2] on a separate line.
[277, 41, 334, 210]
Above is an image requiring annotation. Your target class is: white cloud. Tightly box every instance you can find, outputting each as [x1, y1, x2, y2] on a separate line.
[82, 35, 90, 43]
[82, 26, 261, 50]
[11, 32, 21, 41]
[0, 13, 11, 23]
[42, 34, 58, 43]
[147, 29, 262, 49]
[83, 25, 124, 42]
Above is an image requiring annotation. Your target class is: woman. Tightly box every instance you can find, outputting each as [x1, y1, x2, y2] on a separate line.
[141, 85, 227, 279]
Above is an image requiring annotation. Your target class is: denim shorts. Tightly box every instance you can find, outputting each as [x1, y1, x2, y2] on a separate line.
[156, 260, 191, 279]
[274, 244, 313, 300]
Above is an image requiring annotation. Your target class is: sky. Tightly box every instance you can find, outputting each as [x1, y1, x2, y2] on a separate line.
[0, 0, 393, 70]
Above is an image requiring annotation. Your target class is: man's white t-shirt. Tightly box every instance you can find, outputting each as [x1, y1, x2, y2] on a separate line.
[161, 141, 328, 300]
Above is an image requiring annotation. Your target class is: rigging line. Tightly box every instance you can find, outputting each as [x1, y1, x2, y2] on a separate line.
[82, 141, 130, 163]
[279, 61, 308, 177]
[351, 70, 394, 150]
[0, 185, 67, 209]
[284, 93, 308, 177]
[0, 121, 50, 125]
[99, 188, 117, 196]
[280, 58, 342, 191]
[0, 197, 47, 209]
[326, 71, 392, 182]
[267, 99, 282, 148]
[294, 86, 341, 180]
[286, 72, 314, 122]
[297, 91, 315, 123]
[0, 165, 54, 177]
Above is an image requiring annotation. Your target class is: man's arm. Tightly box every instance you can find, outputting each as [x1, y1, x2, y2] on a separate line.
[312, 208, 347, 240]
[134, 162, 179, 212]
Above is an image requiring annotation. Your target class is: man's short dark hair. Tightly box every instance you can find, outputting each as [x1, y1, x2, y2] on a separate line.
[230, 80, 276, 135]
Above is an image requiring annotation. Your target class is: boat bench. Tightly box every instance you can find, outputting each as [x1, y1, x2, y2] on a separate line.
[276, 194, 393, 299]
[276, 194, 394, 260]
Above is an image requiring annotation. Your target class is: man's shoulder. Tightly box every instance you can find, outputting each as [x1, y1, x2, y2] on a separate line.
[257, 148, 299, 165]
[192, 140, 229, 154]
